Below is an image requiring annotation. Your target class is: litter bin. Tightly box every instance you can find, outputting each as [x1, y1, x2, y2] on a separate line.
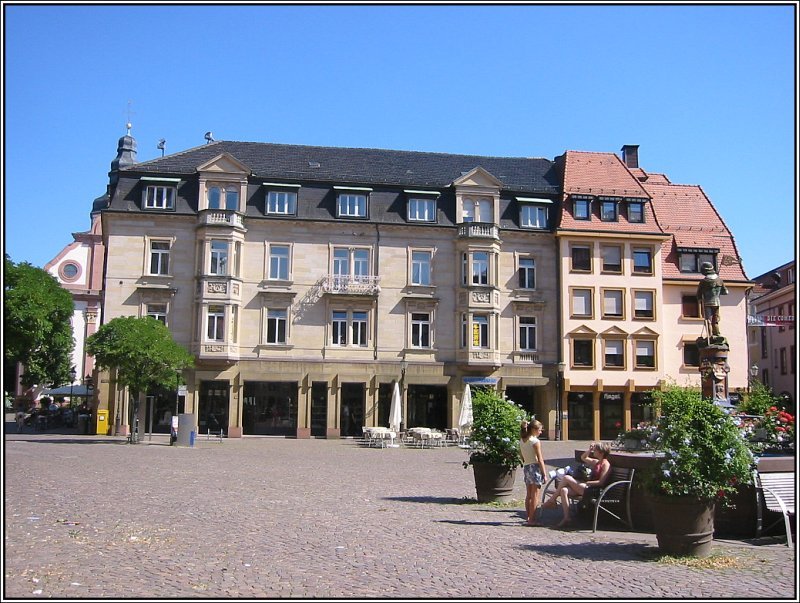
[176, 413, 196, 447]
[95, 410, 108, 435]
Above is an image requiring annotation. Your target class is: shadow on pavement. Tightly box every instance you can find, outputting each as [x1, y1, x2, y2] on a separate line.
[520, 541, 654, 561]
[437, 518, 521, 527]
[5, 436, 129, 446]
[383, 495, 475, 505]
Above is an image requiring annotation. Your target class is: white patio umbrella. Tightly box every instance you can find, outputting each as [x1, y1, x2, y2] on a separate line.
[388, 381, 403, 433]
[458, 384, 473, 431]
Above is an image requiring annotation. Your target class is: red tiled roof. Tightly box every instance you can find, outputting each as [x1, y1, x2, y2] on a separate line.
[642, 181, 749, 282]
[559, 151, 662, 233]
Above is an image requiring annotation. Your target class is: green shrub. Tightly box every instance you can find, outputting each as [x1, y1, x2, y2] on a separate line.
[644, 385, 755, 503]
[463, 388, 529, 471]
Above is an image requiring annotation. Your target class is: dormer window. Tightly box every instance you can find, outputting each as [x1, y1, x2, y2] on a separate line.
[462, 198, 492, 223]
[267, 191, 297, 215]
[334, 186, 371, 219]
[208, 184, 239, 211]
[599, 197, 620, 222]
[627, 199, 645, 223]
[678, 248, 718, 273]
[572, 196, 591, 220]
[518, 198, 551, 229]
[141, 177, 180, 210]
[407, 198, 437, 222]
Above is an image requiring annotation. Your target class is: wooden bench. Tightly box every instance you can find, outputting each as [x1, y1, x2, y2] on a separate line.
[754, 470, 795, 546]
[541, 465, 635, 532]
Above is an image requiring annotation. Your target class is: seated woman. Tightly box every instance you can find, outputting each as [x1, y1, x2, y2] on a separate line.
[543, 441, 612, 528]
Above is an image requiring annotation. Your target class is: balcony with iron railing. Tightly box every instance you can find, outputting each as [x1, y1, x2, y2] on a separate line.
[321, 274, 381, 296]
[458, 222, 499, 239]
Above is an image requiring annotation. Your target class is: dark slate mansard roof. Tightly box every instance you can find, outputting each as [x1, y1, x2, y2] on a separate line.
[122, 140, 561, 194]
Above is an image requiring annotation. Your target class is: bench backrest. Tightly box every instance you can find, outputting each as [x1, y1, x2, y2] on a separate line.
[758, 471, 795, 514]
[600, 465, 634, 488]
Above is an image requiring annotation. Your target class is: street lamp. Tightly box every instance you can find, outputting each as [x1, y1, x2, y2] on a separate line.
[749, 363, 759, 394]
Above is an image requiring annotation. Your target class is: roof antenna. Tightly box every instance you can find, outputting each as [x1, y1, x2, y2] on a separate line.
[125, 100, 134, 135]
[204, 131, 215, 144]
[157, 139, 166, 157]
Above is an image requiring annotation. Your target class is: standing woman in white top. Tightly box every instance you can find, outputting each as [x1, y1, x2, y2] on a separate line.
[519, 420, 548, 526]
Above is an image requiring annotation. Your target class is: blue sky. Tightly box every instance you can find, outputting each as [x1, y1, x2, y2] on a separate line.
[3, 4, 796, 278]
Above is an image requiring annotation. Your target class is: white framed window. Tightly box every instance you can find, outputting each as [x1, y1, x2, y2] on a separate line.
[268, 244, 290, 280]
[207, 305, 226, 341]
[518, 257, 536, 289]
[144, 185, 176, 210]
[635, 340, 656, 368]
[210, 240, 229, 275]
[352, 311, 368, 346]
[266, 309, 287, 344]
[146, 303, 167, 324]
[602, 289, 624, 319]
[633, 290, 655, 319]
[519, 316, 537, 351]
[411, 250, 432, 286]
[332, 311, 348, 346]
[604, 339, 625, 368]
[267, 191, 297, 215]
[331, 310, 369, 347]
[464, 314, 489, 348]
[208, 184, 239, 211]
[337, 193, 367, 218]
[149, 240, 170, 275]
[571, 288, 593, 318]
[408, 198, 436, 222]
[601, 245, 622, 273]
[463, 251, 489, 285]
[462, 198, 492, 223]
[332, 247, 371, 284]
[520, 205, 548, 228]
[411, 312, 431, 348]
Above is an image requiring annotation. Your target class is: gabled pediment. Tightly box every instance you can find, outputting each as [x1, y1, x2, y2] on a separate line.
[452, 166, 503, 189]
[196, 153, 251, 176]
[632, 326, 659, 338]
[567, 325, 597, 337]
[600, 326, 629, 338]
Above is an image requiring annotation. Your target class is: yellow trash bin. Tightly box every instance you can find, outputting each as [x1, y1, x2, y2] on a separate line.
[95, 410, 109, 435]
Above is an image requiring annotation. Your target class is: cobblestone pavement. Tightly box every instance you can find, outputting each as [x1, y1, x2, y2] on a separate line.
[3, 425, 796, 600]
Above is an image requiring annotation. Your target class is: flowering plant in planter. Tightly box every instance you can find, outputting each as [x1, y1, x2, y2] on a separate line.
[615, 421, 658, 450]
[735, 407, 795, 454]
[462, 388, 529, 471]
[643, 385, 755, 504]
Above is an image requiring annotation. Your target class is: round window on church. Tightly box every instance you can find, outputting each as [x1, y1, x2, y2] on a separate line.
[60, 261, 80, 281]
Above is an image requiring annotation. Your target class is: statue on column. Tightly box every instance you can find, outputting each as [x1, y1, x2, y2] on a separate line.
[696, 261, 728, 342]
[695, 261, 731, 406]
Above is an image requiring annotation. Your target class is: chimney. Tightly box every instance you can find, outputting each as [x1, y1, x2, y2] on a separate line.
[621, 145, 639, 169]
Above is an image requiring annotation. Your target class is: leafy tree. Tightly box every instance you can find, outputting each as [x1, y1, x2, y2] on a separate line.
[4, 254, 75, 387]
[86, 316, 194, 404]
[739, 381, 786, 416]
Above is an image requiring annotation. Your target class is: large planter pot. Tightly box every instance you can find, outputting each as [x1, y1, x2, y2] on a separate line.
[648, 494, 716, 557]
[472, 462, 516, 503]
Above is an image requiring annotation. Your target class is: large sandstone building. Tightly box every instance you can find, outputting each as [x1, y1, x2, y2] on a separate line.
[93, 132, 751, 440]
